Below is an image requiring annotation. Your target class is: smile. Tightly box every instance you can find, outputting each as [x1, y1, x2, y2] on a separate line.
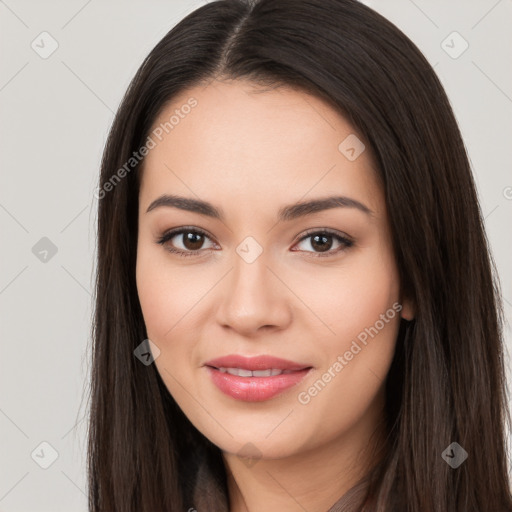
[216, 367, 297, 377]
[204, 366, 312, 401]
[203, 354, 313, 401]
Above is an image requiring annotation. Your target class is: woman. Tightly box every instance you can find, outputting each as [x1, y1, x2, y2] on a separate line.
[88, 0, 512, 510]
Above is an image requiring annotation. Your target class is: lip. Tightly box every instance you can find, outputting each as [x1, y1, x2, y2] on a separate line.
[204, 354, 311, 371]
[204, 354, 313, 402]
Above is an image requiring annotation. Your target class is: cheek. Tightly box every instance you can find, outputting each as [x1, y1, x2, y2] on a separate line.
[291, 249, 401, 409]
[136, 257, 170, 340]
[331, 272, 399, 340]
[289, 248, 400, 345]
[135, 243, 209, 341]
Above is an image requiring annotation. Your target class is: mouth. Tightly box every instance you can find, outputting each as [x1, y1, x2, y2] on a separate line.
[208, 367, 303, 377]
[203, 354, 313, 402]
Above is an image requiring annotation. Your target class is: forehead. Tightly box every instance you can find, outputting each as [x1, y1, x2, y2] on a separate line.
[139, 79, 383, 218]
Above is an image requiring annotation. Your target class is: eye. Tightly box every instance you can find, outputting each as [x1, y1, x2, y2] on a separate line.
[156, 227, 354, 258]
[156, 227, 218, 257]
[291, 229, 354, 257]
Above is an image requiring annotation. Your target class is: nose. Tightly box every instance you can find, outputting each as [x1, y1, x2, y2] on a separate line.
[215, 251, 293, 337]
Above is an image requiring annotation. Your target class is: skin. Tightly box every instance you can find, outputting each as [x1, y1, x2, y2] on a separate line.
[136, 78, 414, 512]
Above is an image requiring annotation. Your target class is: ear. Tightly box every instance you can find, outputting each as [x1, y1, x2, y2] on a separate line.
[399, 295, 415, 321]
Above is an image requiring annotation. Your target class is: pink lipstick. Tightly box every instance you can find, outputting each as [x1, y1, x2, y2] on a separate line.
[204, 354, 312, 402]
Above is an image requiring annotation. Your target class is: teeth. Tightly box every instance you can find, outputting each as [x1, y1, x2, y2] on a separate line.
[218, 367, 289, 377]
[227, 368, 252, 377]
[253, 369, 276, 377]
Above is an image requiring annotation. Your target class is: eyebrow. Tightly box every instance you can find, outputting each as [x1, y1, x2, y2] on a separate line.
[145, 194, 373, 221]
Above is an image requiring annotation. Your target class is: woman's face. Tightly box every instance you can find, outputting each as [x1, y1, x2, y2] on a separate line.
[136, 79, 413, 462]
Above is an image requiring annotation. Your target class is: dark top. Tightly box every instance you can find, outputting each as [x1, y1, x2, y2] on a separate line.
[325, 475, 370, 511]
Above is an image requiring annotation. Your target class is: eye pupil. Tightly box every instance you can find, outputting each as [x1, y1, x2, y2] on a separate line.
[311, 234, 332, 252]
[183, 232, 204, 250]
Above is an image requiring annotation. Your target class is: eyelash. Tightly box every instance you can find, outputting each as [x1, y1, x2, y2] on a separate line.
[155, 226, 354, 259]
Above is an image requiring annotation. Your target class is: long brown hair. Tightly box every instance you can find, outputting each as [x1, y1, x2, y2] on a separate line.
[88, 0, 512, 510]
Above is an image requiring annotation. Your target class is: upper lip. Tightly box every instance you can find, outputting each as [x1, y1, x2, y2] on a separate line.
[204, 354, 312, 371]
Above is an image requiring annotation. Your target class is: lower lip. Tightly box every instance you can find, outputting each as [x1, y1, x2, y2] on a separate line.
[205, 366, 312, 402]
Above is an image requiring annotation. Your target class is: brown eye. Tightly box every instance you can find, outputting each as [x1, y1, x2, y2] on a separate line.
[292, 230, 353, 257]
[181, 231, 206, 251]
[156, 227, 217, 257]
[310, 233, 334, 252]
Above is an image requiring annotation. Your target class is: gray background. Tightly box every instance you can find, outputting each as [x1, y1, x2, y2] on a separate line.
[1, 0, 511, 510]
